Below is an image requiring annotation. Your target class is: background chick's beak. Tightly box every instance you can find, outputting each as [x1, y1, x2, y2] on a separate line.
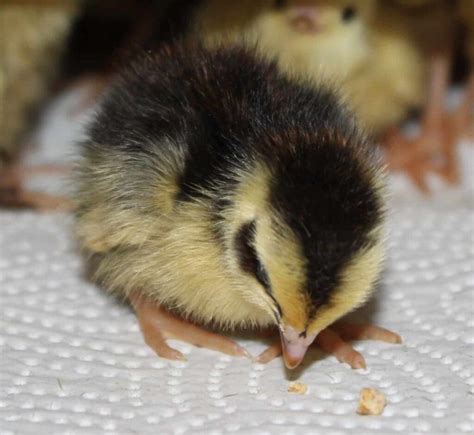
[288, 5, 321, 34]
[280, 327, 318, 369]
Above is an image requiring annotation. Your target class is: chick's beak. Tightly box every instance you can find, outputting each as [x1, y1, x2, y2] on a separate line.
[280, 327, 318, 369]
[288, 5, 321, 34]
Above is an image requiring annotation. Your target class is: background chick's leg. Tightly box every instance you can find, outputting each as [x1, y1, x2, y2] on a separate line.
[130, 294, 251, 361]
[388, 49, 459, 189]
[414, 51, 459, 183]
[0, 163, 73, 210]
[384, 127, 431, 193]
[256, 324, 401, 369]
[452, 72, 474, 141]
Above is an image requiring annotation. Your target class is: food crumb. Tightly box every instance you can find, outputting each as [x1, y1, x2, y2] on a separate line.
[288, 382, 308, 394]
[357, 388, 386, 415]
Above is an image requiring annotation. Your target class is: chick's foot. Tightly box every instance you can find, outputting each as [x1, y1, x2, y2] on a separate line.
[385, 121, 459, 192]
[131, 294, 251, 361]
[0, 163, 73, 211]
[317, 323, 402, 369]
[256, 323, 401, 369]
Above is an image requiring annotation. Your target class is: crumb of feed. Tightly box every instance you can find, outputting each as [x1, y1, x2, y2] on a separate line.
[357, 388, 387, 415]
[288, 382, 308, 394]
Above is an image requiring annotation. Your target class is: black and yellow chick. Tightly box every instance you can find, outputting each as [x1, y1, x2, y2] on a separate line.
[74, 43, 400, 370]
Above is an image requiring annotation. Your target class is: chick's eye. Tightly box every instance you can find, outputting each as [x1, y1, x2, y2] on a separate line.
[255, 259, 271, 288]
[342, 6, 356, 22]
[274, 0, 286, 8]
[235, 221, 271, 289]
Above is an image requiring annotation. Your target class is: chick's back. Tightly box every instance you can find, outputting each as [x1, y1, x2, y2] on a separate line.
[75, 43, 380, 328]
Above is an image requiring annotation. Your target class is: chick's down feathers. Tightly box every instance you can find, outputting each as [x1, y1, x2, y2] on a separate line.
[75, 43, 386, 337]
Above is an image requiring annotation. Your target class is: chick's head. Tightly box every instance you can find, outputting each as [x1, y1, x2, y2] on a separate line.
[254, 0, 377, 82]
[275, 0, 376, 34]
[196, 0, 376, 82]
[226, 136, 385, 369]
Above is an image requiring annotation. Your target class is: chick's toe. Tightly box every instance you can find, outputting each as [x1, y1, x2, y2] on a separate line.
[254, 342, 283, 365]
[131, 294, 251, 361]
[315, 328, 367, 369]
[316, 323, 402, 369]
[332, 323, 402, 344]
[255, 323, 401, 369]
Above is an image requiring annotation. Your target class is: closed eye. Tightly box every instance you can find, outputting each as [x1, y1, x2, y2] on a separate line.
[235, 220, 271, 288]
[255, 256, 271, 289]
[234, 221, 282, 321]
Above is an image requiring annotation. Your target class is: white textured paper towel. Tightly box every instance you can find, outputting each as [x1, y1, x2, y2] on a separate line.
[0, 89, 473, 434]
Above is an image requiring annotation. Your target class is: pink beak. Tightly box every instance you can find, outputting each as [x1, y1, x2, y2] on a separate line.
[288, 6, 321, 34]
[280, 326, 318, 369]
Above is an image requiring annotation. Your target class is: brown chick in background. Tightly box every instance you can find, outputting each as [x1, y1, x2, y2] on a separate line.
[0, 0, 79, 210]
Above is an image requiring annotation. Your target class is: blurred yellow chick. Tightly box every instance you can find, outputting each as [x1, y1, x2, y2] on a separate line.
[192, 0, 426, 137]
[0, 0, 78, 163]
[194, 0, 375, 86]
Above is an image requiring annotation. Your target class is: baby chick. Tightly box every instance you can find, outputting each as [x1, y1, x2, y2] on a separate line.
[192, 0, 376, 89]
[0, 0, 78, 209]
[192, 0, 427, 136]
[74, 42, 400, 369]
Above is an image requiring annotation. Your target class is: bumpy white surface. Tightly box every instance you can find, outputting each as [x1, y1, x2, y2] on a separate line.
[1, 89, 473, 434]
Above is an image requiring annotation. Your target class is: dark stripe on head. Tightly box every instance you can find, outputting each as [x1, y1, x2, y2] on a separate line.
[270, 138, 382, 312]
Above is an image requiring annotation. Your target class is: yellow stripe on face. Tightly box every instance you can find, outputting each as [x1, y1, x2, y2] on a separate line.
[307, 237, 385, 335]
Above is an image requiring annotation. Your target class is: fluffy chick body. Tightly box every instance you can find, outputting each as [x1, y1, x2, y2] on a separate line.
[75, 43, 385, 341]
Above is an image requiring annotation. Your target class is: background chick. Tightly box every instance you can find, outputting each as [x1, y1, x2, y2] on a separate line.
[191, 1, 427, 166]
[0, 0, 78, 209]
[192, 0, 376, 92]
[75, 43, 400, 369]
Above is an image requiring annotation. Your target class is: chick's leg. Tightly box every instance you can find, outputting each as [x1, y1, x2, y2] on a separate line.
[452, 72, 474, 141]
[0, 163, 73, 211]
[131, 294, 251, 361]
[256, 323, 401, 369]
[387, 50, 459, 189]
